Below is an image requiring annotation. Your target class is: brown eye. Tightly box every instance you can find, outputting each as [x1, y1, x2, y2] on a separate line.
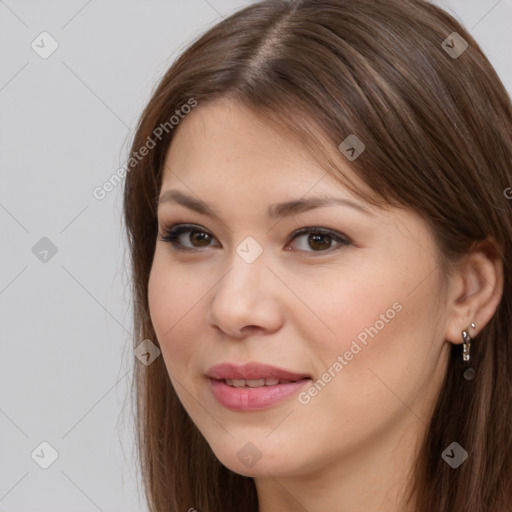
[289, 228, 351, 253]
[189, 231, 212, 247]
[307, 233, 333, 251]
[158, 224, 218, 250]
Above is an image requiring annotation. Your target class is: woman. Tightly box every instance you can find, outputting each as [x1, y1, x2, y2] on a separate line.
[123, 0, 512, 510]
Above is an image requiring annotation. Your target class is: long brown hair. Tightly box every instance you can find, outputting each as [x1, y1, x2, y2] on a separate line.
[122, 0, 512, 510]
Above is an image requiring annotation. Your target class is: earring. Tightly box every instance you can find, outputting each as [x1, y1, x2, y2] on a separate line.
[462, 329, 472, 362]
[462, 322, 476, 381]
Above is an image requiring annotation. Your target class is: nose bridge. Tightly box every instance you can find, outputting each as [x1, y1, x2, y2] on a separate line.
[220, 235, 267, 297]
[208, 234, 282, 336]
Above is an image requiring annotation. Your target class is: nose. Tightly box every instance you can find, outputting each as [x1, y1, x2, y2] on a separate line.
[206, 248, 284, 339]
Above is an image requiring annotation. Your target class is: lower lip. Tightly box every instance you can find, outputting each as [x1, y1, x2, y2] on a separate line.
[209, 378, 311, 411]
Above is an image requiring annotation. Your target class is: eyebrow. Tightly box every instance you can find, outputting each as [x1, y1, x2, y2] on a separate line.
[157, 189, 375, 219]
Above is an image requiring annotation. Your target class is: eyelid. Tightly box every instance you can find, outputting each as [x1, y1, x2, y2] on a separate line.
[157, 223, 351, 253]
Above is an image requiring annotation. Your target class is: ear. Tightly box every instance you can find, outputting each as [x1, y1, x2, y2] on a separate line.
[444, 239, 504, 344]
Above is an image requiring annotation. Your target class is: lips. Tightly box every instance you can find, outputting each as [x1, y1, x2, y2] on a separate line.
[206, 361, 311, 382]
[206, 362, 312, 410]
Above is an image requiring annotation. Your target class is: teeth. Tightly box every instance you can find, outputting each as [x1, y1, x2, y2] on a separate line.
[246, 379, 266, 388]
[224, 377, 288, 388]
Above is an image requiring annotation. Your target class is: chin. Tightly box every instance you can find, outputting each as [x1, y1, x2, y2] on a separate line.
[203, 434, 306, 479]
[217, 454, 294, 478]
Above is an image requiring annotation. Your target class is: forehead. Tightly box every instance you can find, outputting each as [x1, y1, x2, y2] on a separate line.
[164, 100, 316, 177]
[161, 98, 369, 200]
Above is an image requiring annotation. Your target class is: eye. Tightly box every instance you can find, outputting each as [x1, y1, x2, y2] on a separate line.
[288, 227, 351, 253]
[158, 224, 351, 254]
[158, 224, 218, 250]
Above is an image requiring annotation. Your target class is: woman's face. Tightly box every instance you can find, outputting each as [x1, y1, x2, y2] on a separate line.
[148, 98, 452, 479]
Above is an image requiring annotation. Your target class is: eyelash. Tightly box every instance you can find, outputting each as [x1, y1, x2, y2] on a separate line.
[157, 223, 351, 255]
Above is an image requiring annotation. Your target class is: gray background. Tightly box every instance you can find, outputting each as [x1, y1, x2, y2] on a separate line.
[1, 1, 510, 510]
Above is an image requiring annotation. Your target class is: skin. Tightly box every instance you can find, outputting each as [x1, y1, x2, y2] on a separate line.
[147, 97, 503, 512]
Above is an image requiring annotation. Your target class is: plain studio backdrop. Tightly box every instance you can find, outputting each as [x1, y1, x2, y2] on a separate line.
[0, 1, 510, 511]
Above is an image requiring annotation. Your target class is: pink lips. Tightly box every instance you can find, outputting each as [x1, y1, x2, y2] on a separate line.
[206, 362, 311, 411]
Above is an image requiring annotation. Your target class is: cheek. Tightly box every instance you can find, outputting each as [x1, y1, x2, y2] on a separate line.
[147, 255, 203, 368]
[290, 258, 439, 394]
[306, 268, 442, 408]
[284, 263, 405, 364]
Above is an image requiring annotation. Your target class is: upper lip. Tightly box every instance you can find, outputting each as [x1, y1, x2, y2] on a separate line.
[206, 362, 311, 381]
